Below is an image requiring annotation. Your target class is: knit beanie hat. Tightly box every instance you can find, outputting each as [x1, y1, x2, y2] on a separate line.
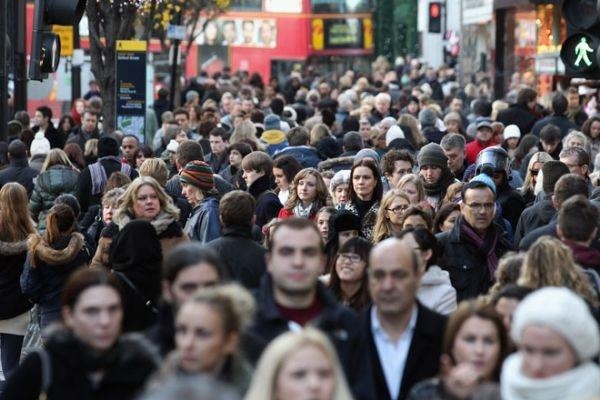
[542, 160, 570, 194]
[417, 143, 448, 170]
[264, 114, 281, 131]
[418, 108, 437, 128]
[470, 173, 496, 196]
[355, 148, 381, 167]
[30, 132, 51, 157]
[180, 160, 218, 195]
[503, 124, 521, 140]
[333, 210, 362, 233]
[511, 287, 600, 362]
[385, 125, 405, 147]
[166, 139, 179, 153]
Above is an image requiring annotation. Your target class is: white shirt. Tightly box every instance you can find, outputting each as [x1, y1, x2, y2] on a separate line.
[371, 304, 418, 400]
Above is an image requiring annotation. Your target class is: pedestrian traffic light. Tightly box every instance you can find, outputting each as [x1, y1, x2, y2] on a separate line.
[428, 2, 442, 34]
[29, 0, 86, 81]
[560, 0, 600, 79]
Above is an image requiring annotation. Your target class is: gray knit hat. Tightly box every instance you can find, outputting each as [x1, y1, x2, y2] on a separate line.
[417, 143, 448, 169]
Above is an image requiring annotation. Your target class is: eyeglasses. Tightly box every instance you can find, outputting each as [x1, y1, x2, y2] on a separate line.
[339, 253, 362, 263]
[386, 205, 409, 214]
[529, 169, 539, 176]
[463, 202, 495, 212]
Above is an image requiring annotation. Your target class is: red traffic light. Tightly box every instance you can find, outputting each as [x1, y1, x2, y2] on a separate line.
[430, 3, 440, 19]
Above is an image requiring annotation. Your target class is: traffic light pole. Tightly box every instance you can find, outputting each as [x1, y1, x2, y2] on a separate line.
[0, 0, 8, 141]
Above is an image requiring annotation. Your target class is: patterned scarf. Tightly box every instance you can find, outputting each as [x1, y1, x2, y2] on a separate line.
[459, 218, 499, 281]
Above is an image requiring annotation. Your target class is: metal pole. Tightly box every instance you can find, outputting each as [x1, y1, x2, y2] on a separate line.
[169, 10, 181, 110]
[72, 26, 81, 101]
[0, 0, 9, 141]
[12, 0, 27, 112]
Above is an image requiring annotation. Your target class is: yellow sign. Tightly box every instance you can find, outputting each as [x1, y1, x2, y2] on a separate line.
[52, 25, 73, 56]
[116, 40, 147, 52]
[363, 18, 373, 50]
[312, 19, 324, 51]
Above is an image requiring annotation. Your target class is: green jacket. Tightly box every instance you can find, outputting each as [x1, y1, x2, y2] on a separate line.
[29, 165, 79, 231]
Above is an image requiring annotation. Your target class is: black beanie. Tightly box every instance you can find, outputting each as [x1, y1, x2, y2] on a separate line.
[333, 210, 362, 232]
[542, 161, 570, 194]
[98, 136, 120, 158]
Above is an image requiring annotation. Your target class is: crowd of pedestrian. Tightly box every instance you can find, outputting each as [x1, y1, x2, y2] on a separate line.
[0, 60, 598, 399]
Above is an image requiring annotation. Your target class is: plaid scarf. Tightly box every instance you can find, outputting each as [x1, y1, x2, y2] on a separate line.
[460, 218, 499, 281]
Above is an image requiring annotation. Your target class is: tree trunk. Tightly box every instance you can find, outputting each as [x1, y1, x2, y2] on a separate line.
[86, 1, 136, 134]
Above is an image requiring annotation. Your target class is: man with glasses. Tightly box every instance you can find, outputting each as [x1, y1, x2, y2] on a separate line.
[436, 178, 510, 301]
[361, 238, 446, 400]
[559, 146, 591, 184]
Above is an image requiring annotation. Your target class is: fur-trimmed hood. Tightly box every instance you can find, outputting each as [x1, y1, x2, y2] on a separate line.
[30, 232, 85, 266]
[0, 238, 29, 256]
[317, 155, 355, 172]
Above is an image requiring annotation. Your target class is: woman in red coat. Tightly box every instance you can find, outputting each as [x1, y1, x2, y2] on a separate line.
[278, 168, 328, 221]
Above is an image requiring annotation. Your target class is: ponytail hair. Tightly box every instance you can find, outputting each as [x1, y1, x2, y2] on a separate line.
[44, 203, 76, 244]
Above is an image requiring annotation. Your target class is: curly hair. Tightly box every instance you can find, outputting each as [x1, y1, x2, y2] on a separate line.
[518, 236, 598, 307]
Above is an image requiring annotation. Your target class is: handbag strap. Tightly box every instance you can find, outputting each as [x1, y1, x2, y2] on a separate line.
[113, 271, 158, 314]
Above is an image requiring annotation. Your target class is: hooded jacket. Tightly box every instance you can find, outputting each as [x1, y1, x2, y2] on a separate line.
[416, 265, 457, 316]
[260, 129, 288, 157]
[29, 165, 79, 231]
[20, 233, 88, 324]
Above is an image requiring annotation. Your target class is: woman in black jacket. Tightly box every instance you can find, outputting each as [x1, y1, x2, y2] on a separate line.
[21, 204, 88, 332]
[0, 183, 37, 386]
[4, 268, 159, 400]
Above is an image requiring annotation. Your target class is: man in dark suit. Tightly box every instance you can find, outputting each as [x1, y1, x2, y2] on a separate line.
[363, 237, 447, 400]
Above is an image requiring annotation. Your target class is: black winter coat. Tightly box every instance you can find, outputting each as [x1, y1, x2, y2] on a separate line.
[496, 104, 538, 135]
[205, 225, 266, 292]
[513, 197, 555, 249]
[0, 239, 33, 320]
[1, 328, 159, 400]
[436, 217, 510, 302]
[0, 158, 39, 197]
[247, 175, 282, 229]
[248, 275, 375, 400]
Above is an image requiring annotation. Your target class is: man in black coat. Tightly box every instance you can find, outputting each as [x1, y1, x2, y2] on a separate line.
[0, 140, 38, 196]
[361, 237, 447, 400]
[247, 218, 374, 400]
[206, 190, 266, 292]
[496, 87, 539, 135]
[67, 110, 101, 151]
[437, 179, 510, 301]
[76, 136, 138, 212]
[531, 92, 577, 138]
[32, 105, 64, 149]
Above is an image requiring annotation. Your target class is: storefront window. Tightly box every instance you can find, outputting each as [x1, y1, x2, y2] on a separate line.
[311, 0, 373, 13]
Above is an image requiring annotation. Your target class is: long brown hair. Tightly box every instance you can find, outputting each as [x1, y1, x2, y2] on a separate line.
[442, 299, 508, 381]
[0, 183, 36, 242]
[28, 204, 77, 267]
[284, 168, 329, 217]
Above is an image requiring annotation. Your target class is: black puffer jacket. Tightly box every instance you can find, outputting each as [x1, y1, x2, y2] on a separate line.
[436, 217, 510, 302]
[2, 328, 159, 400]
[0, 239, 33, 320]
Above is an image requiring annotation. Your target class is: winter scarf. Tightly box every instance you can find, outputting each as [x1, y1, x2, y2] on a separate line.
[28, 232, 85, 267]
[115, 210, 176, 236]
[460, 218, 499, 281]
[501, 352, 600, 400]
[422, 167, 455, 197]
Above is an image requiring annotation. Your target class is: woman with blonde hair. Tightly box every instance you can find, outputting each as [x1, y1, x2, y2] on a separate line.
[230, 119, 262, 150]
[150, 283, 255, 396]
[278, 168, 329, 220]
[310, 123, 332, 147]
[91, 176, 188, 268]
[244, 328, 354, 400]
[518, 236, 598, 307]
[519, 151, 552, 205]
[397, 173, 426, 205]
[29, 148, 79, 232]
[0, 183, 37, 385]
[373, 189, 410, 243]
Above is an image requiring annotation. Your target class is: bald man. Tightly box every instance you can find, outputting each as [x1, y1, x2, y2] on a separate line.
[360, 238, 447, 400]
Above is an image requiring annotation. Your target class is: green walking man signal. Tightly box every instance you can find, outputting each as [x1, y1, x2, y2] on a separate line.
[574, 37, 594, 67]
